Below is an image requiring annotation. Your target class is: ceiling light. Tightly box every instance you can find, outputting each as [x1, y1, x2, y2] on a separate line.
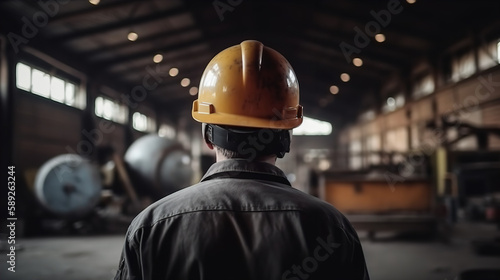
[353, 58, 363, 67]
[169, 68, 179, 77]
[329, 85, 339, 95]
[340, 73, 350, 82]
[318, 159, 331, 171]
[189, 87, 198, 96]
[375, 33, 386, 42]
[153, 54, 163, 63]
[89, 0, 100, 5]
[127, 32, 138, 41]
[180, 78, 190, 87]
[406, 0, 416, 3]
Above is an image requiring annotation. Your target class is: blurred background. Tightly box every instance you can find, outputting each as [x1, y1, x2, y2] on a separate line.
[1, 0, 500, 279]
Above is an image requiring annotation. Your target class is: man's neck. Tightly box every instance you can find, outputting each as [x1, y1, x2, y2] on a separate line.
[215, 151, 277, 165]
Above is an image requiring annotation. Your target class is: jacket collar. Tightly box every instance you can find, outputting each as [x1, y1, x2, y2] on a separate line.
[200, 159, 291, 186]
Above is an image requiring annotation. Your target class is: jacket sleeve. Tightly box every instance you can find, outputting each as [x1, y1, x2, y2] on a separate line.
[339, 223, 370, 280]
[346, 235, 370, 280]
[114, 233, 143, 280]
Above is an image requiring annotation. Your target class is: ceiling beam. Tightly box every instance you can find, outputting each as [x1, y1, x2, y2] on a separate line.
[92, 37, 210, 70]
[317, 1, 433, 48]
[109, 52, 210, 77]
[293, 53, 384, 83]
[48, 0, 145, 25]
[51, 5, 190, 42]
[121, 60, 206, 85]
[297, 39, 401, 72]
[82, 24, 198, 58]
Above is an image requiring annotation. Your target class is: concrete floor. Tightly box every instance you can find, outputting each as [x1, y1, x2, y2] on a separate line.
[1, 222, 499, 280]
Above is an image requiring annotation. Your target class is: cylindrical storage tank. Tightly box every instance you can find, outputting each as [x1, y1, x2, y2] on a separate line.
[34, 154, 102, 218]
[124, 134, 194, 198]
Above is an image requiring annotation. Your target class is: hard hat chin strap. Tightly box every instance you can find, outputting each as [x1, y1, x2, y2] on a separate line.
[204, 124, 291, 158]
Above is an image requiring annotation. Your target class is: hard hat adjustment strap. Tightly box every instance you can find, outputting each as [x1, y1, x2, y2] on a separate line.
[205, 124, 290, 158]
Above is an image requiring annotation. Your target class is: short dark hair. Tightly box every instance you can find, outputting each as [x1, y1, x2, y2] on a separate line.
[214, 145, 276, 160]
[215, 145, 243, 159]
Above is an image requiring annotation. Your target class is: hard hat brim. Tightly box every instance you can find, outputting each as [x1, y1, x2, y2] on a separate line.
[192, 100, 303, 130]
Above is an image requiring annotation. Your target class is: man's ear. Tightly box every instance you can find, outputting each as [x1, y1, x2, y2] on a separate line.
[205, 140, 214, 150]
[202, 123, 214, 150]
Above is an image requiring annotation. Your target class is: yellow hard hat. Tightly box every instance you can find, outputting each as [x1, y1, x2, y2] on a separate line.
[192, 40, 303, 130]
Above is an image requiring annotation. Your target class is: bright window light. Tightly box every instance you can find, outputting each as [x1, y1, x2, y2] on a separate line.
[413, 74, 435, 98]
[133, 112, 147, 132]
[451, 50, 475, 82]
[102, 98, 116, 121]
[65, 83, 76, 105]
[31, 68, 50, 97]
[158, 124, 176, 139]
[133, 112, 155, 132]
[16, 63, 31, 91]
[497, 41, 500, 64]
[15, 62, 83, 109]
[95, 96, 128, 124]
[293, 116, 332, 136]
[95, 96, 103, 117]
[50, 76, 65, 102]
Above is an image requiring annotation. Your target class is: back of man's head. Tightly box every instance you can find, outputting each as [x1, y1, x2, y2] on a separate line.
[191, 40, 303, 161]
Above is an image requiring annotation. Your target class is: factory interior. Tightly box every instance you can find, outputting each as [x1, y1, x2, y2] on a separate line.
[1, 0, 500, 279]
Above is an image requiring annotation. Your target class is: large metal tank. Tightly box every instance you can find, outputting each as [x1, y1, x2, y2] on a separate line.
[34, 154, 102, 217]
[124, 134, 194, 198]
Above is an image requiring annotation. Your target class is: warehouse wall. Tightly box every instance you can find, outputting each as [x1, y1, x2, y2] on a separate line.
[13, 91, 82, 170]
[336, 38, 500, 171]
[8, 48, 181, 187]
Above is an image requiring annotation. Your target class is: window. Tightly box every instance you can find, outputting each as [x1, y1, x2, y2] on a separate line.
[95, 96, 128, 124]
[158, 124, 176, 139]
[293, 116, 332, 136]
[365, 134, 381, 165]
[412, 74, 435, 99]
[498, 41, 500, 64]
[15, 62, 82, 108]
[15, 63, 31, 91]
[133, 112, 156, 132]
[31, 68, 50, 97]
[382, 94, 405, 113]
[349, 140, 362, 170]
[385, 127, 408, 152]
[478, 40, 500, 70]
[359, 110, 375, 122]
[451, 49, 476, 82]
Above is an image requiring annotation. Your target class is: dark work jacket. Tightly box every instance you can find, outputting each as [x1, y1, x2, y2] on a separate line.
[114, 159, 370, 280]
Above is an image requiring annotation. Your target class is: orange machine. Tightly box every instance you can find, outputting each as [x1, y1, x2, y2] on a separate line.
[319, 174, 437, 238]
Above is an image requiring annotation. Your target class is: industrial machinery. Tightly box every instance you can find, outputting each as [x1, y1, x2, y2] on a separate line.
[124, 134, 194, 199]
[319, 165, 437, 240]
[32, 134, 195, 234]
[34, 154, 102, 218]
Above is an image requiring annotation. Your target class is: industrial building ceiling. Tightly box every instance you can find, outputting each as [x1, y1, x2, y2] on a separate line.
[1, 0, 499, 126]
